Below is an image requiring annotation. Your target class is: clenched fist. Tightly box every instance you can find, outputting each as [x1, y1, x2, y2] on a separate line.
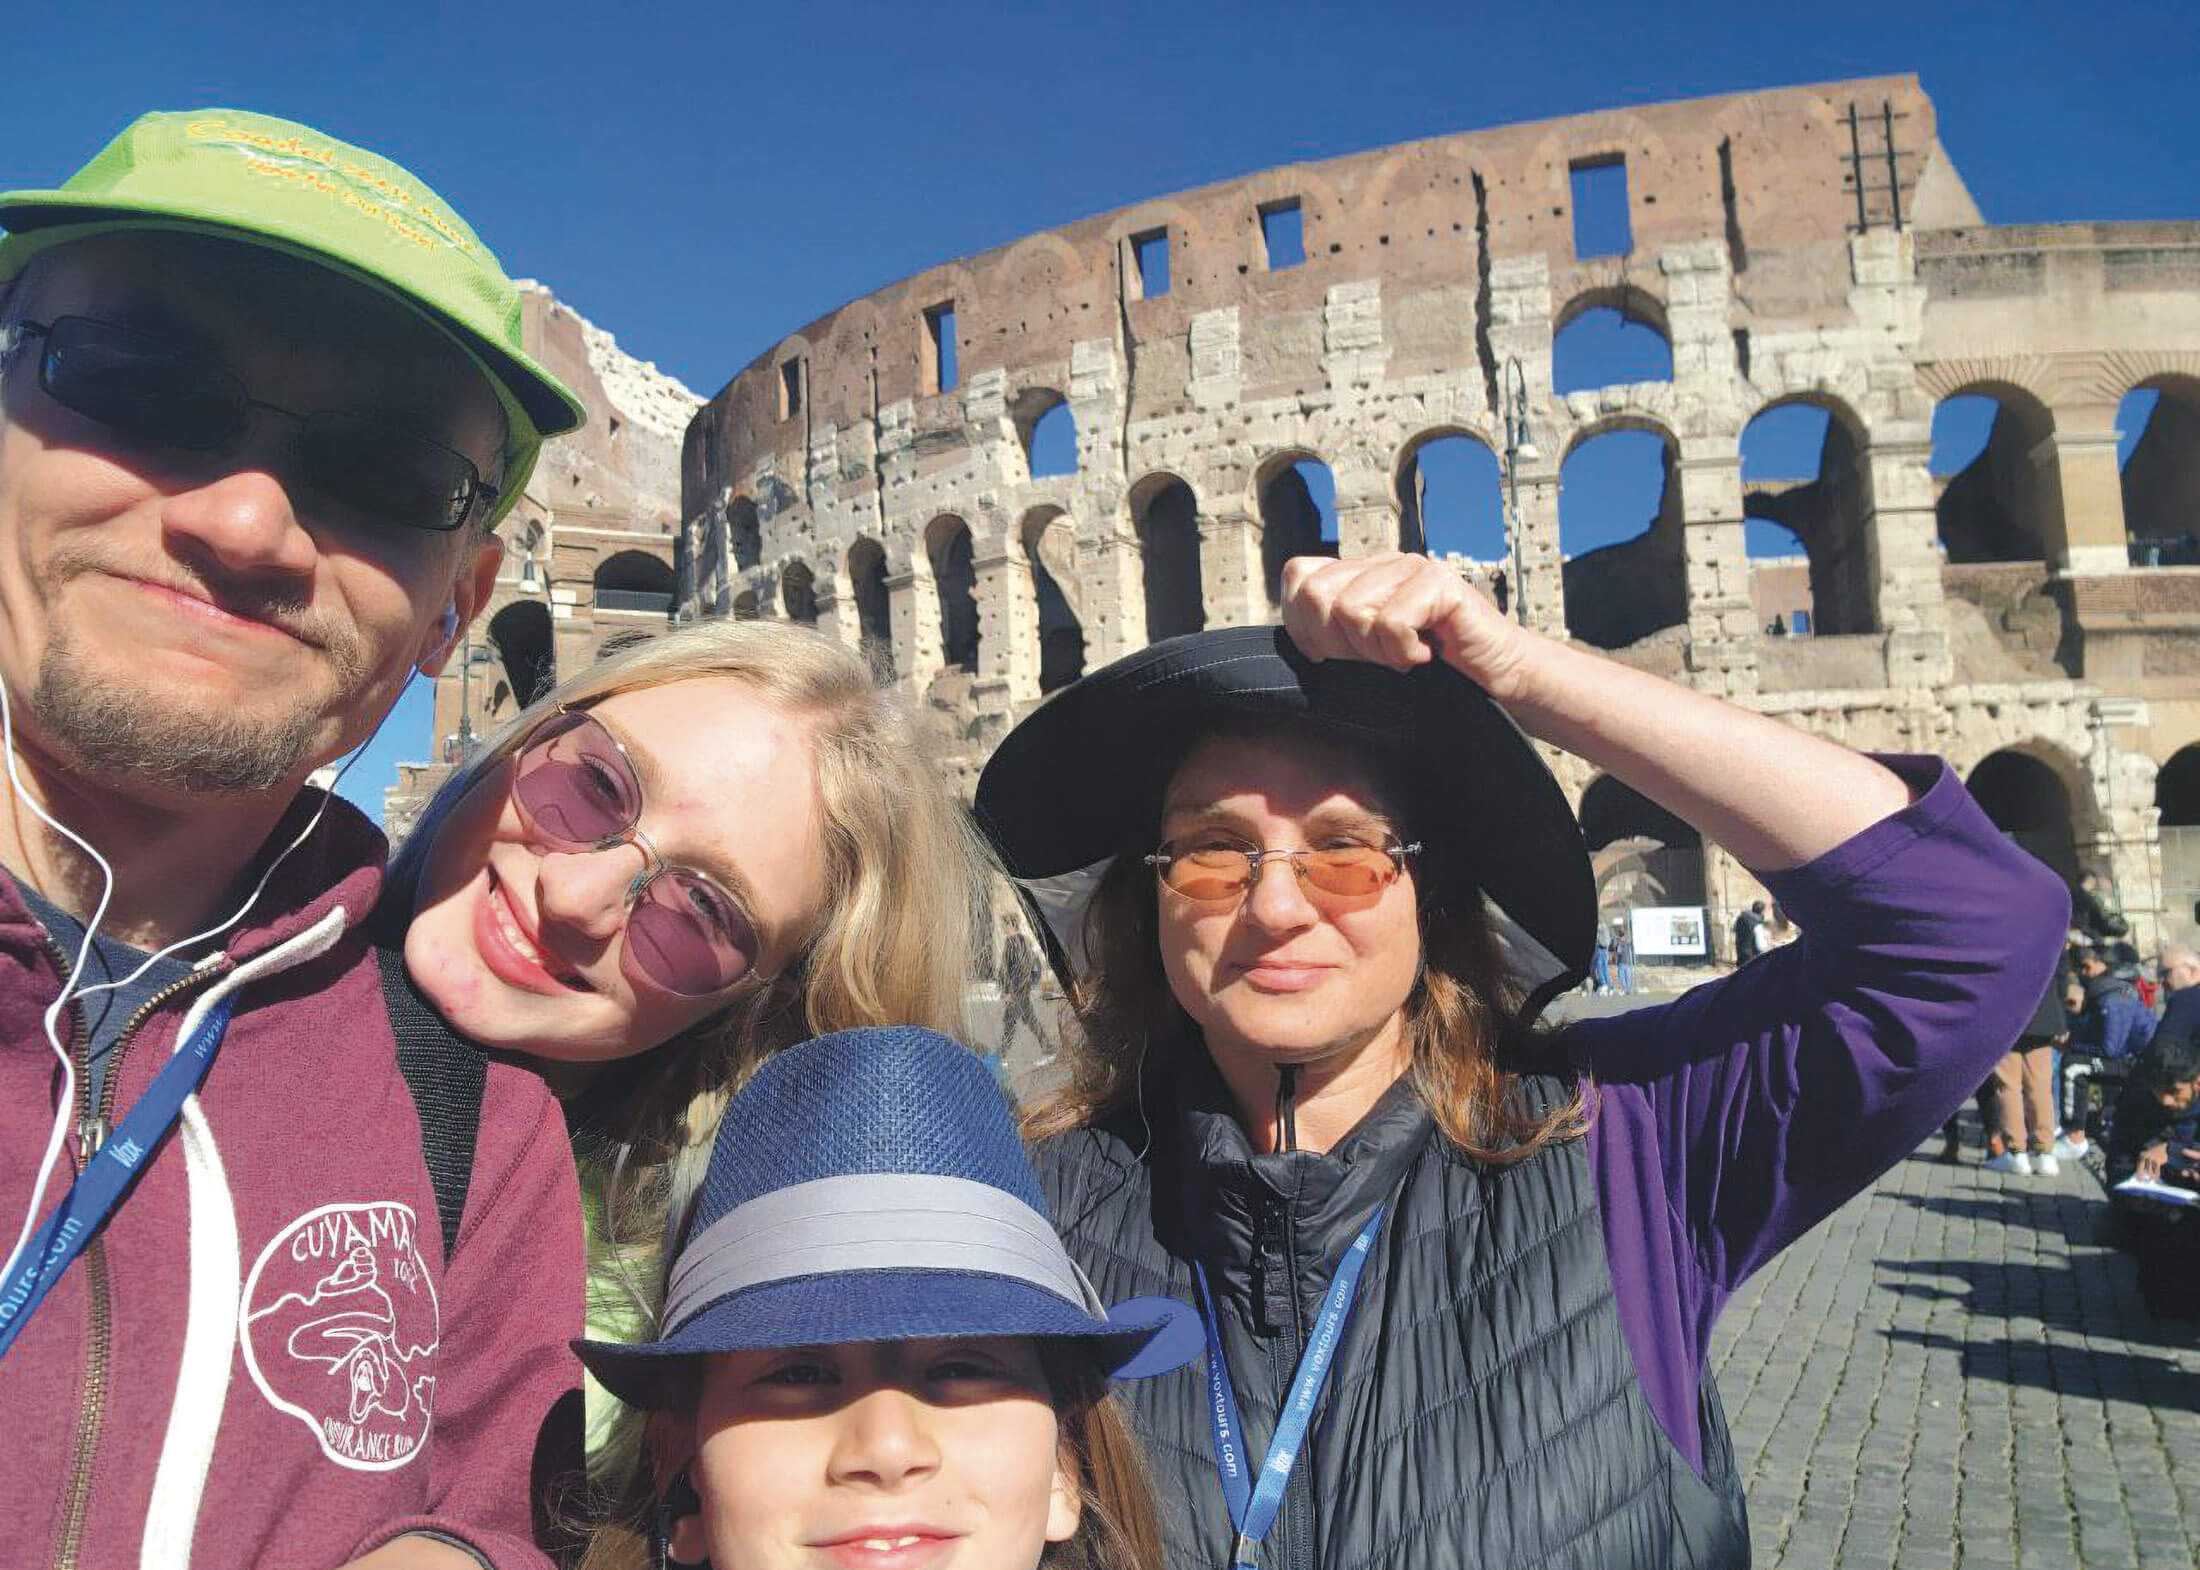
[1279, 552, 1537, 703]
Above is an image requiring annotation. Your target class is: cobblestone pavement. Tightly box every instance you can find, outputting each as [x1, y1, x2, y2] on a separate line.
[1710, 1129, 2200, 1570]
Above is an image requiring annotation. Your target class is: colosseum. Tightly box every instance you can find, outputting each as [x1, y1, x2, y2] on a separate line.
[459, 73, 2200, 954]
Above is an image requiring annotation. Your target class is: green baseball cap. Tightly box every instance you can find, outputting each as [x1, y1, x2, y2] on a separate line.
[0, 109, 587, 470]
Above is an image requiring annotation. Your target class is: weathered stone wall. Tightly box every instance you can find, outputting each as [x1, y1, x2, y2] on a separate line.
[670, 75, 2200, 949]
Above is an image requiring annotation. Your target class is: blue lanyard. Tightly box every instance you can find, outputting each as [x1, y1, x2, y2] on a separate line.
[1192, 1205, 1384, 1569]
[0, 998, 233, 1360]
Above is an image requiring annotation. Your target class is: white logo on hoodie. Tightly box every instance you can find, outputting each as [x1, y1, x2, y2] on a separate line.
[241, 1200, 440, 1471]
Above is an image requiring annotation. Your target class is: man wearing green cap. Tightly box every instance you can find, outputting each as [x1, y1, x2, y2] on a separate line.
[0, 112, 589, 1570]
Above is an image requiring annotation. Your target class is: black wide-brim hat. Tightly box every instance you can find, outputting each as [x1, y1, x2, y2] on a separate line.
[975, 626, 1596, 1008]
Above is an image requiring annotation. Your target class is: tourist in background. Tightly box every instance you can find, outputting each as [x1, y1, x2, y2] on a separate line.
[2053, 940, 2158, 1161]
[1982, 969, 2071, 1175]
[2071, 869, 2127, 946]
[2159, 944, 2200, 1039]
[1611, 914, 1636, 994]
[1731, 898, 1770, 964]
[2103, 1031, 2200, 1319]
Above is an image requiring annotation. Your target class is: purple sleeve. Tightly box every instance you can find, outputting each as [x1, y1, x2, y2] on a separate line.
[1568, 754, 2069, 1468]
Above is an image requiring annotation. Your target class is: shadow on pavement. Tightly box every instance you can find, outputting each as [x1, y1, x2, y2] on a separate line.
[1880, 1325, 2200, 1407]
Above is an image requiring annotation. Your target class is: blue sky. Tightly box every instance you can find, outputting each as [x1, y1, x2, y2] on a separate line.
[3, 0, 2192, 817]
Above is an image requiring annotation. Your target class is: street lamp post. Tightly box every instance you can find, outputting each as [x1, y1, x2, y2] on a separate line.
[1501, 357, 1542, 626]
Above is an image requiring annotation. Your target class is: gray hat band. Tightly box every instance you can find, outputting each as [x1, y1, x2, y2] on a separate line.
[663, 1173, 1104, 1334]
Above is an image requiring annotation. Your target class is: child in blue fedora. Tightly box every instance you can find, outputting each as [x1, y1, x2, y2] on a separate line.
[575, 1026, 1198, 1570]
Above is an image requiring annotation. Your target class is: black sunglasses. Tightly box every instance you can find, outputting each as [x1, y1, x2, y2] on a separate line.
[4, 315, 499, 533]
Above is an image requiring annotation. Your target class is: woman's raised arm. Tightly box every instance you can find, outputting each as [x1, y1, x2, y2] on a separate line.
[1280, 552, 1910, 870]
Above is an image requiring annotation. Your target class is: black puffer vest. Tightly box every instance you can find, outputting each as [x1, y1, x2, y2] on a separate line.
[1037, 1059, 1751, 1570]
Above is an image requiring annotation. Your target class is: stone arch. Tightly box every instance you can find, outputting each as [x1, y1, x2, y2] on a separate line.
[594, 550, 674, 615]
[1020, 505, 1086, 694]
[1932, 381, 2057, 565]
[1131, 470, 1204, 644]
[2119, 373, 2200, 566]
[780, 558, 819, 625]
[1348, 140, 1481, 243]
[732, 587, 762, 621]
[1968, 746, 2083, 884]
[486, 600, 554, 715]
[1254, 450, 1339, 605]
[2160, 743, 2200, 828]
[846, 536, 893, 677]
[2159, 742, 2200, 932]
[1013, 387, 1078, 480]
[1559, 417, 1685, 650]
[729, 497, 762, 571]
[1739, 393, 1878, 635]
[1578, 773, 1706, 911]
[1104, 198, 1204, 247]
[1395, 427, 1504, 560]
[996, 231, 1090, 292]
[924, 515, 979, 673]
[1552, 284, 1673, 395]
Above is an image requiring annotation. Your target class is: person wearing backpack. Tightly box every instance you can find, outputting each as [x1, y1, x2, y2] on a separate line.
[2053, 940, 2159, 1162]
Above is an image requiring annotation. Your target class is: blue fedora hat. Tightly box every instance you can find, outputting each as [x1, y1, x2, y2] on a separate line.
[576, 1027, 1201, 1408]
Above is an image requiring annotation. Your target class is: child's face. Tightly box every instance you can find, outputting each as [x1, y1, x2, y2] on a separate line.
[677, 1335, 1081, 1570]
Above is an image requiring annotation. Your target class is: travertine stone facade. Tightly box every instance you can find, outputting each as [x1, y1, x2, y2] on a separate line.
[656, 75, 2200, 948]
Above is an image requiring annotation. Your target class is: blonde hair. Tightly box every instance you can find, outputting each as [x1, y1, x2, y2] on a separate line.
[389, 614, 996, 1319]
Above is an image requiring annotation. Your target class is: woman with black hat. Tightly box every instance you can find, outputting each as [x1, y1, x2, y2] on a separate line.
[976, 552, 2069, 1570]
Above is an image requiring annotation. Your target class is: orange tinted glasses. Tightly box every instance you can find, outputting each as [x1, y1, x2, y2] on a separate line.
[1144, 840, 1422, 905]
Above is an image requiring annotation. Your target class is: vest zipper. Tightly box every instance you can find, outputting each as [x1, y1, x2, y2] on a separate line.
[51, 948, 227, 1570]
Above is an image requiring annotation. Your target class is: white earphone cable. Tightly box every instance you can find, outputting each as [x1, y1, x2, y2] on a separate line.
[0, 673, 121, 1282]
[0, 667, 410, 1285]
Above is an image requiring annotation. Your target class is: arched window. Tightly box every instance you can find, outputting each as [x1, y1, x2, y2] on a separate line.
[732, 588, 762, 621]
[1968, 750, 2077, 883]
[487, 601, 554, 712]
[848, 537, 893, 677]
[1933, 389, 2053, 564]
[1133, 475, 1204, 643]
[1739, 398, 1874, 636]
[1259, 458, 1337, 605]
[1553, 295, 1673, 395]
[926, 516, 979, 674]
[2157, 744, 2200, 927]
[1559, 426, 1683, 650]
[1018, 392, 1079, 480]
[1398, 434, 1502, 560]
[594, 551, 674, 616]
[1021, 508, 1085, 693]
[2120, 378, 2200, 566]
[781, 559, 819, 625]
[729, 498, 762, 571]
[1579, 775, 1706, 911]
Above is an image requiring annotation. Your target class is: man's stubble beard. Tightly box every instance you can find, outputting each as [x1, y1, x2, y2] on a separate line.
[31, 579, 379, 797]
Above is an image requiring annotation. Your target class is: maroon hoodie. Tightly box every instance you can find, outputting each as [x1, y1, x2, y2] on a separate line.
[0, 793, 582, 1570]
